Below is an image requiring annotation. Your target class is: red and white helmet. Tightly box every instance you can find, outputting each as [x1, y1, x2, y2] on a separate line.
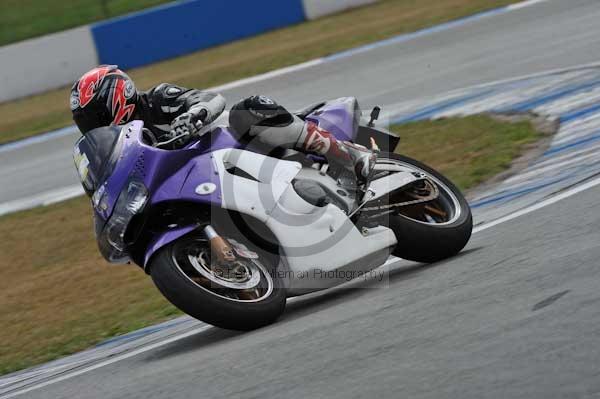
[70, 65, 137, 134]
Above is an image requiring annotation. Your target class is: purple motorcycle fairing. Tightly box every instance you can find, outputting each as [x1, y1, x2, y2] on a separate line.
[98, 123, 241, 220]
[148, 126, 245, 207]
[95, 121, 240, 266]
[98, 99, 360, 267]
[143, 224, 198, 266]
[305, 97, 361, 142]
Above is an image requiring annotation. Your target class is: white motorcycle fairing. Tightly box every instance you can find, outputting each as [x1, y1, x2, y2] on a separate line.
[211, 148, 408, 295]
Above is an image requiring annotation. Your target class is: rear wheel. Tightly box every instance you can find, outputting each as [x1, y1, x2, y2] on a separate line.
[372, 153, 473, 263]
[150, 232, 286, 330]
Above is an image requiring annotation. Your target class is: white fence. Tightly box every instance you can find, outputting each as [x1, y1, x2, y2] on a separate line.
[0, 0, 377, 103]
[0, 26, 98, 102]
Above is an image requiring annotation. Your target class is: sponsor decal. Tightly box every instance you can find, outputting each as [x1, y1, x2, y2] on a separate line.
[69, 91, 80, 111]
[195, 183, 217, 195]
[124, 79, 136, 99]
[73, 145, 90, 183]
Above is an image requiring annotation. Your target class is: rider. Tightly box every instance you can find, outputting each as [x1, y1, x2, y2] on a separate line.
[70, 65, 376, 184]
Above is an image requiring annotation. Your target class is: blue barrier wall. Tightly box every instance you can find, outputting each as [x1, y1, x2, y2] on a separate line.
[0, 0, 374, 101]
[91, 0, 306, 69]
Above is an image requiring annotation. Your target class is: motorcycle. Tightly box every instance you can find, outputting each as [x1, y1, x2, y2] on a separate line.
[73, 97, 472, 330]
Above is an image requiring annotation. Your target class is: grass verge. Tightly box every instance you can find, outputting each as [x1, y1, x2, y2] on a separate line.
[391, 115, 545, 189]
[0, 115, 541, 375]
[0, 0, 173, 46]
[0, 0, 519, 144]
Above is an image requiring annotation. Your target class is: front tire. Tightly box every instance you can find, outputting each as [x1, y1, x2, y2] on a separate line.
[150, 234, 286, 331]
[375, 153, 473, 263]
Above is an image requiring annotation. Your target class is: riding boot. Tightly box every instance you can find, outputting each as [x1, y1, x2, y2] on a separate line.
[298, 121, 377, 186]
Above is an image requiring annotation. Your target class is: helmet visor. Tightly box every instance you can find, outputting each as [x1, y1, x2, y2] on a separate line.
[73, 102, 112, 134]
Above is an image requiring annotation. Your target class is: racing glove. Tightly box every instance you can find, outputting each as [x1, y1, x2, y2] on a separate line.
[170, 106, 209, 138]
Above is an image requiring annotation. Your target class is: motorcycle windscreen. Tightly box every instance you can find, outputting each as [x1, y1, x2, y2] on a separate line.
[73, 126, 123, 196]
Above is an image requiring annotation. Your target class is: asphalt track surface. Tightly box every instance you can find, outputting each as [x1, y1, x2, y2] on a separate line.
[3, 0, 600, 206]
[10, 181, 600, 399]
[3, 0, 600, 397]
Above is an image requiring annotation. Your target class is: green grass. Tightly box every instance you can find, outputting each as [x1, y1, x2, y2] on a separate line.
[0, 0, 173, 46]
[0, 115, 541, 375]
[0, 0, 520, 144]
[391, 115, 542, 190]
[0, 196, 182, 375]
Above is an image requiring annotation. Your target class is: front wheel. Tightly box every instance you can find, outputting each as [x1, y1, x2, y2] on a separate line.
[150, 233, 286, 330]
[372, 153, 473, 263]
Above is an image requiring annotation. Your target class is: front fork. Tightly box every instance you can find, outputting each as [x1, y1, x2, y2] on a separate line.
[203, 225, 236, 263]
[202, 225, 261, 292]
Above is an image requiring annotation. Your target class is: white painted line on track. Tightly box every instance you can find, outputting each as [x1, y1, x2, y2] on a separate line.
[0, 185, 84, 216]
[533, 141, 600, 169]
[473, 176, 600, 233]
[209, 59, 324, 92]
[501, 152, 600, 186]
[0, 0, 552, 153]
[0, 126, 78, 154]
[0, 325, 213, 399]
[4, 173, 600, 399]
[373, 60, 600, 125]
[458, 61, 600, 93]
[0, 0, 564, 218]
[506, 0, 549, 11]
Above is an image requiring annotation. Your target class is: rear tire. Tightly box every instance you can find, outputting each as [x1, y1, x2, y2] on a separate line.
[378, 153, 473, 263]
[150, 236, 286, 331]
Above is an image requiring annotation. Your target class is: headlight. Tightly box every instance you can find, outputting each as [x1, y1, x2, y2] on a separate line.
[97, 179, 148, 263]
[92, 183, 108, 212]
